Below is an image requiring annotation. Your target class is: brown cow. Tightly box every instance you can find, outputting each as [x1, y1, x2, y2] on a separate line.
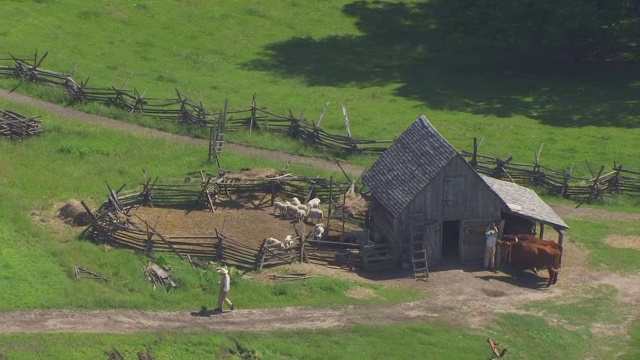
[502, 234, 563, 257]
[499, 240, 561, 287]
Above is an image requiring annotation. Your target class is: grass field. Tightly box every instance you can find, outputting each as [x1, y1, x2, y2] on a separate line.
[2, 0, 640, 175]
[2, 1, 640, 359]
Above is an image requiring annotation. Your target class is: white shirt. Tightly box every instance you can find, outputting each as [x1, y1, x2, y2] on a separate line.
[485, 227, 498, 248]
[221, 275, 230, 292]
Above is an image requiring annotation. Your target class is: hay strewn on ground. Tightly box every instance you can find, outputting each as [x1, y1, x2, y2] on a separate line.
[339, 190, 371, 217]
[225, 168, 280, 181]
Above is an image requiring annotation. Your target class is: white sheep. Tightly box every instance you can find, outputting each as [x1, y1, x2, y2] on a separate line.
[290, 197, 302, 206]
[307, 198, 321, 209]
[285, 203, 299, 219]
[283, 235, 294, 248]
[296, 204, 309, 213]
[295, 208, 307, 222]
[306, 208, 323, 223]
[313, 224, 325, 240]
[265, 237, 285, 249]
[273, 201, 287, 215]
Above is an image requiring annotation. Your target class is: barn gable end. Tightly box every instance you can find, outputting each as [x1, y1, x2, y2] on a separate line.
[362, 115, 458, 217]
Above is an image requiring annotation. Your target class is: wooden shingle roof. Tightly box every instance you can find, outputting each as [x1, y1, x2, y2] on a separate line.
[480, 174, 569, 229]
[362, 115, 458, 217]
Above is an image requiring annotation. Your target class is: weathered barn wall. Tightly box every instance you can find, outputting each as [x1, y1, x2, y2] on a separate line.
[394, 156, 502, 264]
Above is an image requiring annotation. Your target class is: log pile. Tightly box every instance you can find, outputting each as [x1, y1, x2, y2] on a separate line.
[145, 262, 177, 290]
[0, 109, 43, 140]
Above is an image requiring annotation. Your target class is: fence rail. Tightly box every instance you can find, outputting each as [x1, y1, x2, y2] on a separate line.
[0, 52, 392, 154]
[462, 139, 640, 202]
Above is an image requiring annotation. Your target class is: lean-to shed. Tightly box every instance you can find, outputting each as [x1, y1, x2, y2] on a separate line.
[362, 115, 568, 267]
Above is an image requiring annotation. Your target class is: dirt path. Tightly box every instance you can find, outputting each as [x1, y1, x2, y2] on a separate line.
[0, 252, 638, 334]
[0, 90, 364, 176]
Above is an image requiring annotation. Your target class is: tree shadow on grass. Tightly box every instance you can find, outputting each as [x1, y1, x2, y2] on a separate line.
[243, 1, 640, 128]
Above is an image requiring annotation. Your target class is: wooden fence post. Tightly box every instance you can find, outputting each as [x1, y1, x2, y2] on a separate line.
[250, 93, 256, 134]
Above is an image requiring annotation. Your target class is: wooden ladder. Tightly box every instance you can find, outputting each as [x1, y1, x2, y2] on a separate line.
[410, 214, 429, 280]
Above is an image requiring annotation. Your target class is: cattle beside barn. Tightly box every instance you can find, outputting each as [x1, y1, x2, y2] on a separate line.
[499, 240, 561, 287]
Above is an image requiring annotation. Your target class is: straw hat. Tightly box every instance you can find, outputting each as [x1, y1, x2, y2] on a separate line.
[217, 268, 229, 274]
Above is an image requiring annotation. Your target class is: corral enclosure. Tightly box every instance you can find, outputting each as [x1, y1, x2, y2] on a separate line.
[83, 168, 376, 271]
[131, 193, 359, 250]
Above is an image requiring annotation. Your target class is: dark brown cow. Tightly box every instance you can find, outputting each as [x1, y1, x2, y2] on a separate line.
[499, 240, 561, 287]
[502, 234, 563, 254]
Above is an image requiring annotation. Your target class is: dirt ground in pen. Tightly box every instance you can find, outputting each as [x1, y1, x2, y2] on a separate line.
[4, 90, 640, 343]
[131, 192, 359, 249]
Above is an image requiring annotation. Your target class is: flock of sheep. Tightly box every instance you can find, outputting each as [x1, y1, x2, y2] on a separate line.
[272, 197, 324, 224]
[264, 197, 327, 251]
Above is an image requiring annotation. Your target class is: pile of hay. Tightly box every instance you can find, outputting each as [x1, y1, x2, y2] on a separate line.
[58, 200, 91, 226]
[225, 168, 280, 181]
[338, 191, 371, 217]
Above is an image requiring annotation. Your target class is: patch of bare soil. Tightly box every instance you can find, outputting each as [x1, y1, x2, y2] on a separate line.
[131, 193, 348, 250]
[605, 234, 640, 250]
[345, 287, 378, 300]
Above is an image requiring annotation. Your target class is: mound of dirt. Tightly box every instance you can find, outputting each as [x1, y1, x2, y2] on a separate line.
[58, 200, 91, 226]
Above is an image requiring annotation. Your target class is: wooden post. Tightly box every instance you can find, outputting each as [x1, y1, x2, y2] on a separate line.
[134, 214, 184, 260]
[342, 104, 351, 138]
[317, 101, 329, 127]
[341, 187, 347, 234]
[270, 182, 276, 206]
[471, 137, 478, 167]
[327, 176, 333, 228]
[539, 223, 545, 239]
[250, 93, 256, 134]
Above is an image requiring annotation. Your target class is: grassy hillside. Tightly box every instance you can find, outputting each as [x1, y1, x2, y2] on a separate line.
[2, 0, 640, 176]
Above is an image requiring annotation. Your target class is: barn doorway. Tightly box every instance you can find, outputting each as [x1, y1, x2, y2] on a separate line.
[441, 220, 460, 259]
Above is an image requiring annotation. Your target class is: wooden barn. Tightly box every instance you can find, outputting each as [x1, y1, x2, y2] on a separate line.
[361, 115, 568, 270]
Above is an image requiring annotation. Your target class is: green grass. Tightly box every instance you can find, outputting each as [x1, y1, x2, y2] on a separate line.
[564, 216, 640, 272]
[0, 323, 488, 360]
[491, 314, 622, 359]
[523, 284, 627, 327]
[488, 284, 636, 359]
[2, 0, 640, 175]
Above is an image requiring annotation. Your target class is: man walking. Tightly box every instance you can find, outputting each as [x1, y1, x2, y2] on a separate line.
[214, 268, 235, 312]
[484, 223, 499, 270]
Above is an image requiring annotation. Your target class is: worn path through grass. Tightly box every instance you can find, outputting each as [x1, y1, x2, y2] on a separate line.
[0, 90, 364, 177]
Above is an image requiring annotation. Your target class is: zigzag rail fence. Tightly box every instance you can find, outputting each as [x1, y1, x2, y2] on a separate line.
[463, 138, 640, 204]
[0, 52, 393, 155]
[82, 169, 370, 271]
[4, 53, 640, 202]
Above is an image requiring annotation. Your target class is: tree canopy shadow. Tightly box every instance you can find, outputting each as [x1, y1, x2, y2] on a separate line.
[243, 0, 640, 128]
